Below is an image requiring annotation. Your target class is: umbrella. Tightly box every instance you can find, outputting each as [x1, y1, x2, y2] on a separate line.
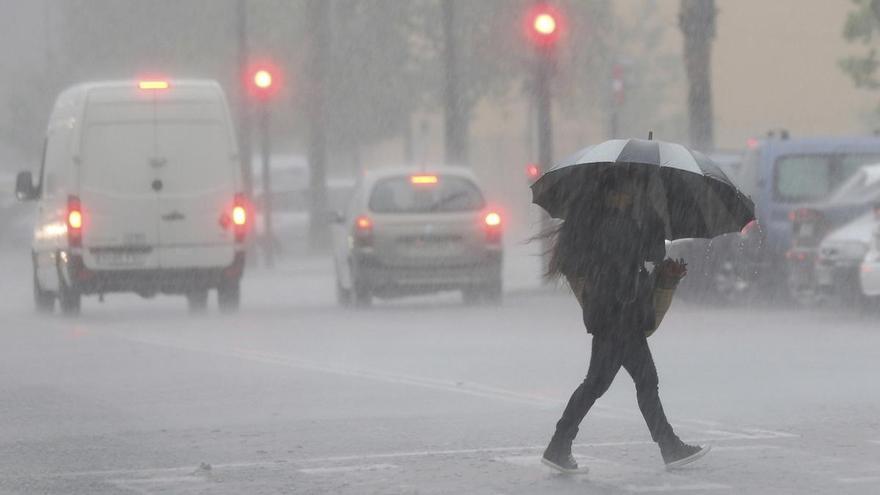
[531, 137, 756, 240]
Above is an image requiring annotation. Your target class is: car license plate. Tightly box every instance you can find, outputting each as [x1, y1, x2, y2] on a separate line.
[94, 250, 147, 267]
[815, 266, 833, 286]
[799, 223, 814, 237]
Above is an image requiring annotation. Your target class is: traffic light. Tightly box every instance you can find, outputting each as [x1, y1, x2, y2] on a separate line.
[526, 163, 541, 180]
[525, 4, 563, 48]
[247, 63, 281, 100]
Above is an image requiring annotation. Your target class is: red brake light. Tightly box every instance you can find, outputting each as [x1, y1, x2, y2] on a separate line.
[355, 215, 373, 231]
[67, 195, 83, 247]
[353, 215, 373, 247]
[139, 80, 169, 90]
[484, 212, 502, 227]
[68, 210, 83, 230]
[411, 175, 438, 185]
[232, 194, 248, 242]
[232, 205, 247, 226]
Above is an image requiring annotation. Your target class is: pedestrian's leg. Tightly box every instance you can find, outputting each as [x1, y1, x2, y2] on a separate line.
[551, 335, 623, 446]
[543, 334, 623, 472]
[620, 332, 676, 446]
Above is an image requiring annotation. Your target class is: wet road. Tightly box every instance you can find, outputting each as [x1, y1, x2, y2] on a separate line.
[0, 250, 878, 494]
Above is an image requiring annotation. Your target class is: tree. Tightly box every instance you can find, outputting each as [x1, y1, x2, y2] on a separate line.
[840, 0, 880, 92]
[679, 0, 716, 151]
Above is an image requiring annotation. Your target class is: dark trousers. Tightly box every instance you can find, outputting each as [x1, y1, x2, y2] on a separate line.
[552, 329, 676, 447]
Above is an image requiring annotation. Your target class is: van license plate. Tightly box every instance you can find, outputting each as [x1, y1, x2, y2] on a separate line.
[94, 251, 146, 267]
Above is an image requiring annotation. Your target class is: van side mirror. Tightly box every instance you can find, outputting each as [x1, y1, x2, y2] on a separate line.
[15, 171, 38, 201]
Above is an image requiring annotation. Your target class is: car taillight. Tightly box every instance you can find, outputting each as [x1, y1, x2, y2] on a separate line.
[484, 211, 502, 243]
[233, 194, 248, 242]
[353, 215, 373, 247]
[789, 208, 822, 223]
[67, 195, 83, 247]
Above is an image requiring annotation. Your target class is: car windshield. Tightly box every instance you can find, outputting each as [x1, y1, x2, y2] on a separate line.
[826, 164, 880, 203]
[774, 153, 880, 202]
[368, 175, 485, 213]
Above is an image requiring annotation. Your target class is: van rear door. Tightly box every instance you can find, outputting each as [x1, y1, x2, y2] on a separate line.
[79, 122, 161, 270]
[155, 119, 237, 268]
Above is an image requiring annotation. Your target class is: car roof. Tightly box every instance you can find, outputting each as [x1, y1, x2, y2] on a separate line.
[361, 166, 481, 185]
[756, 136, 880, 160]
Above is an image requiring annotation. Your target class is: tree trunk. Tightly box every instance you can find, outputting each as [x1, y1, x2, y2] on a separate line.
[679, 0, 716, 151]
[305, 0, 331, 251]
[442, 0, 467, 166]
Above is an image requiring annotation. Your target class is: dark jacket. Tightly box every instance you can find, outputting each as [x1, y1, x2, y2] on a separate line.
[559, 208, 665, 336]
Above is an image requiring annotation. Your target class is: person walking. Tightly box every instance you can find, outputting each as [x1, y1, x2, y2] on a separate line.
[541, 171, 710, 473]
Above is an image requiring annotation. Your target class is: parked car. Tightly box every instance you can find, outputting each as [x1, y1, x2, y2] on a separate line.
[16, 79, 247, 315]
[331, 167, 503, 306]
[814, 211, 876, 306]
[786, 163, 880, 304]
[251, 153, 355, 256]
[713, 135, 880, 301]
[858, 207, 880, 304]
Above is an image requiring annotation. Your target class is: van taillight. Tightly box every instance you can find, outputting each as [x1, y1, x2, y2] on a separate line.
[233, 194, 248, 242]
[484, 211, 502, 244]
[67, 195, 83, 247]
[353, 215, 373, 247]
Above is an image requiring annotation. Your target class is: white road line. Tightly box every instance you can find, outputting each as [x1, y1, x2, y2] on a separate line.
[299, 463, 398, 475]
[497, 453, 732, 492]
[623, 483, 731, 492]
[710, 445, 781, 452]
[111, 335, 797, 445]
[837, 476, 880, 484]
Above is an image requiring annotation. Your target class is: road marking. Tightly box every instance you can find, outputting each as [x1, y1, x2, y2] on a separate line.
[498, 453, 731, 492]
[623, 482, 731, 492]
[837, 476, 880, 484]
[710, 444, 781, 452]
[109, 476, 205, 495]
[299, 463, 397, 475]
[112, 335, 798, 445]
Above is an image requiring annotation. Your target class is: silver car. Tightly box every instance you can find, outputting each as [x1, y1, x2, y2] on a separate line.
[331, 167, 503, 306]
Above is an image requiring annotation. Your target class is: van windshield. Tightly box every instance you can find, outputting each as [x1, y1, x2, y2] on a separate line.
[774, 153, 880, 203]
[368, 176, 485, 213]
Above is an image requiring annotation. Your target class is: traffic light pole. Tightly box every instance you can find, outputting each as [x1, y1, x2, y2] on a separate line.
[258, 100, 275, 268]
[535, 49, 554, 272]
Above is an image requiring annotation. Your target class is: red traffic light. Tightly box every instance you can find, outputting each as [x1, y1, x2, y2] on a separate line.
[253, 69, 273, 90]
[247, 62, 281, 100]
[525, 4, 563, 47]
[526, 163, 541, 180]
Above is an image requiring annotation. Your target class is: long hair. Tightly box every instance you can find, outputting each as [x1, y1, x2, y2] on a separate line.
[541, 169, 635, 281]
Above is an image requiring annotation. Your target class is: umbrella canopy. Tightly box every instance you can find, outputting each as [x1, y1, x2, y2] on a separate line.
[531, 138, 756, 240]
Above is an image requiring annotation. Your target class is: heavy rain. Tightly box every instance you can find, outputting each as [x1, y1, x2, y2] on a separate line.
[1, 1, 879, 493]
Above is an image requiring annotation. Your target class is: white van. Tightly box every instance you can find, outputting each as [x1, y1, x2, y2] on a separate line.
[15, 79, 248, 315]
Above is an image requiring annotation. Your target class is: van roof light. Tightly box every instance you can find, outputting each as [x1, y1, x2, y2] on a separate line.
[411, 175, 438, 185]
[139, 80, 169, 90]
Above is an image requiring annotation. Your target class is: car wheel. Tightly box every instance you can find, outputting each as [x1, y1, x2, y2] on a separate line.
[482, 278, 503, 305]
[218, 281, 241, 313]
[353, 278, 372, 307]
[58, 281, 81, 316]
[336, 277, 352, 307]
[33, 265, 55, 314]
[187, 290, 209, 314]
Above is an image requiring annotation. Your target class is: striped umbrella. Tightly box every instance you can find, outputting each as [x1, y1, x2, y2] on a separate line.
[531, 138, 756, 240]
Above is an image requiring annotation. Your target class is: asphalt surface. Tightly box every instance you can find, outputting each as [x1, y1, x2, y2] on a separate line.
[0, 249, 879, 494]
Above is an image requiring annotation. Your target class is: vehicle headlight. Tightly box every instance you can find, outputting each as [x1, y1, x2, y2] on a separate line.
[820, 241, 869, 262]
